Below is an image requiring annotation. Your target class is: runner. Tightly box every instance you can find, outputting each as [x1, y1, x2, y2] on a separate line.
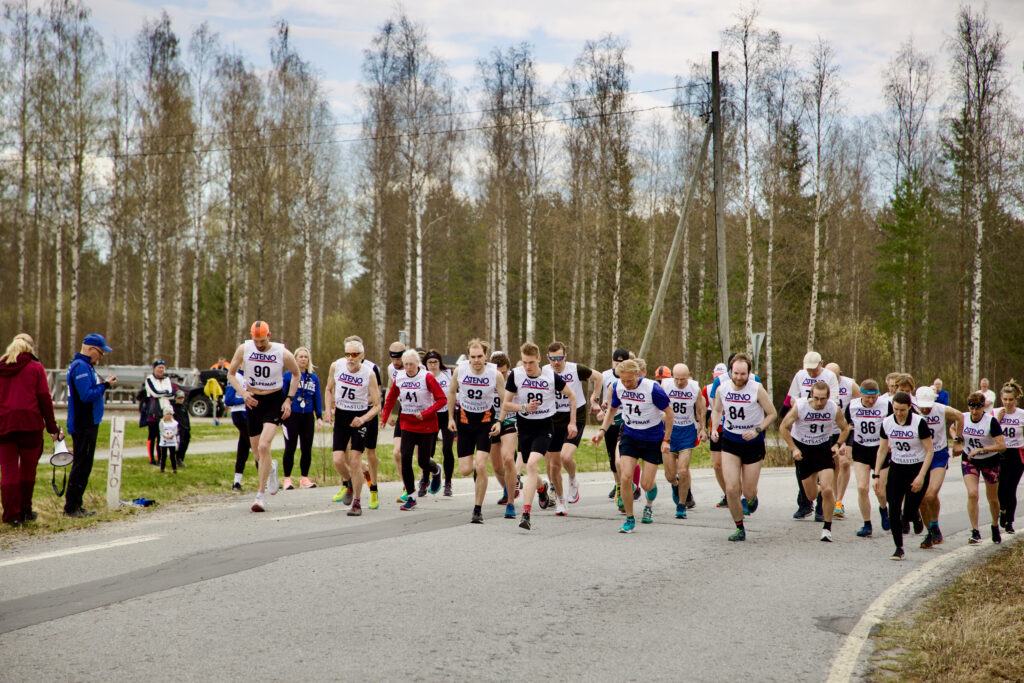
[345, 335, 383, 510]
[662, 363, 705, 519]
[703, 362, 729, 508]
[544, 341, 597, 514]
[280, 347, 322, 490]
[224, 368, 251, 492]
[323, 338, 382, 516]
[874, 391, 933, 560]
[710, 352, 777, 541]
[825, 362, 859, 520]
[488, 351, 520, 516]
[996, 380, 1024, 534]
[871, 372, 900, 528]
[381, 349, 447, 510]
[503, 342, 577, 531]
[447, 339, 501, 524]
[845, 379, 886, 537]
[385, 341, 406, 490]
[959, 391, 1006, 545]
[592, 349, 630, 502]
[915, 385, 962, 548]
[787, 351, 839, 520]
[424, 350, 455, 496]
[779, 381, 851, 542]
[591, 359, 672, 533]
[226, 321, 300, 513]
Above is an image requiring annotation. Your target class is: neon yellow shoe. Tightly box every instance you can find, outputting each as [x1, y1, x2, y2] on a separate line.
[834, 501, 845, 519]
[369, 490, 380, 510]
[332, 486, 347, 503]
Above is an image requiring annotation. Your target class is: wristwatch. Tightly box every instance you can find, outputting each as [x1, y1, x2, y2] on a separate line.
[871, 473, 880, 479]
[755, 426, 764, 434]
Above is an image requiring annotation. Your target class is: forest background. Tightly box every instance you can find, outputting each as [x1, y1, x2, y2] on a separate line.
[0, 1, 1022, 406]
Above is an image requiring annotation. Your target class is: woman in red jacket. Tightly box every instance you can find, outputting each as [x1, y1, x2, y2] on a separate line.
[0, 334, 61, 526]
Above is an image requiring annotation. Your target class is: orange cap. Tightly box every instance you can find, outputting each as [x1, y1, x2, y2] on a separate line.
[250, 320, 271, 339]
[655, 365, 671, 380]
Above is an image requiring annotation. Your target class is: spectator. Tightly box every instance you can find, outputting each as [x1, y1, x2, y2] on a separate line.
[0, 334, 61, 526]
[224, 369, 251, 491]
[171, 389, 191, 467]
[144, 360, 174, 465]
[158, 408, 179, 473]
[933, 378, 950, 406]
[281, 347, 322, 490]
[979, 378, 996, 411]
[65, 333, 117, 517]
[210, 357, 230, 370]
[203, 376, 224, 425]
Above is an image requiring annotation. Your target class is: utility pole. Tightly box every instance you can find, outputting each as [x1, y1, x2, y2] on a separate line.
[712, 51, 730, 364]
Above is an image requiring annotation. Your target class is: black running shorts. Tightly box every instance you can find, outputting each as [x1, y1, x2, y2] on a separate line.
[247, 390, 285, 434]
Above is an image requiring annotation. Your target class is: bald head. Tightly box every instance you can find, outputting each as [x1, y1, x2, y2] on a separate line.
[825, 362, 840, 376]
[389, 341, 405, 353]
[672, 363, 691, 387]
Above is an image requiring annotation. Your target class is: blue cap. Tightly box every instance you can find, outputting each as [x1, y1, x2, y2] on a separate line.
[82, 333, 112, 353]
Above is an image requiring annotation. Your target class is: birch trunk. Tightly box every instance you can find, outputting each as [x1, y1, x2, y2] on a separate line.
[55, 218, 64, 367]
[372, 207, 386, 356]
[588, 262, 598, 367]
[807, 180, 823, 351]
[525, 208, 535, 342]
[680, 210, 691, 360]
[612, 209, 622, 346]
[969, 159, 983, 388]
[414, 199, 424, 348]
[765, 203, 775, 400]
[497, 212, 509, 353]
[172, 230, 184, 367]
[301, 217, 313, 349]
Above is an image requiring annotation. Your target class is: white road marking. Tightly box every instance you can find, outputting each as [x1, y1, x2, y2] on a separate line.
[826, 536, 1018, 682]
[269, 510, 334, 522]
[0, 534, 161, 568]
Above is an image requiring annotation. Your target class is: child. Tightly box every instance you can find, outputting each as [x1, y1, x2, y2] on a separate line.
[159, 408, 179, 473]
[172, 389, 191, 467]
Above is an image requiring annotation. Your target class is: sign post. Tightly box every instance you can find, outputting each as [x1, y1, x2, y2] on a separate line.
[107, 416, 125, 510]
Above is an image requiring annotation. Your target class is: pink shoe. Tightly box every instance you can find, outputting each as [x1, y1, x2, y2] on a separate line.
[282, 477, 294, 490]
[300, 477, 317, 489]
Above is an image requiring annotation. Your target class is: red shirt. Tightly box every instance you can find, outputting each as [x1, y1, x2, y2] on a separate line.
[0, 353, 59, 436]
[381, 371, 447, 433]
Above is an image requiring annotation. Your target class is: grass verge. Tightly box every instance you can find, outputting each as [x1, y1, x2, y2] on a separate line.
[870, 541, 1024, 682]
[1, 439, 711, 542]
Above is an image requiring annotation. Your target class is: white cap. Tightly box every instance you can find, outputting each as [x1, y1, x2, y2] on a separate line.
[915, 386, 937, 409]
[803, 351, 822, 370]
[713, 363, 728, 378]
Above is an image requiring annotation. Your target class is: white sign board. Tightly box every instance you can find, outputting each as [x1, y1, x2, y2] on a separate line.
[107, 416, 125, 509]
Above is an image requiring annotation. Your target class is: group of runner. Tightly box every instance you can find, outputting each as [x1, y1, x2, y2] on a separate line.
[224, 322, 1024, 555]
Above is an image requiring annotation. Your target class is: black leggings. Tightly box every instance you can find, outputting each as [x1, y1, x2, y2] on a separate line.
[998, 448, 1024, 523]
[232, 411, 252, 475]
[886, 462, 930, 549]
[402, 431, 439, 495]
[283, 412, 315, 477]
[605, 423, 621, 473]
[159, 446, 177, 471]
[431, 412, 456, 482]
[147, 422, 159, 462]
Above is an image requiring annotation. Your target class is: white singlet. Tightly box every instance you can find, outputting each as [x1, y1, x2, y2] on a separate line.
[334, 359, 373, 411]
[847, 398, 884, 447]
[243, 340, 285, 392]
[998, 407, 1024, 449]
[662, 378, 700, 428]
[721, 378, 765, 435]
[961, 412, 1002, 456]
[456, 360, 499, 414]
[433, 370, 452, 404]
[831, 376, 855, 435]
[787, 368, 839, 401]
[615, 378, 665, 430]
[394, 368, 437, 415]
[920, 406, 949, 451]
[547, 361, 586, 412]
[791, 397, 838, 446]
[882, 413, 928, 465]
[511, 366, 559, 420]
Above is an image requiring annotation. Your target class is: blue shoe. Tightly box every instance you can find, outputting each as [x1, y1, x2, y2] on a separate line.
[675, 503, 687, 519]
[728, 527, 746, 542]
[742, 498, 749, 516]
[619, 517, 636, 533]
[814, 511, 824, 523]
[856, 524, 872, 537]
[504, 503, 516, 519]
[429, 467, 442, 495]
[746, 496, 758, 514]
[672, 485, 680, 505]
[880, 506, 890, 531]
[399, 497, 417, 511]
[641, 506, 653, 524]
[793, 503, 813, 519]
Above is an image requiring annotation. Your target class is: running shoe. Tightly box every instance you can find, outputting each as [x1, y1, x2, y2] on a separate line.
[912, 517, 924, 535]
[675, 503, 687, 519]
[332, 486, 348, 503]
[856, 524, 872, 537]
[686, 489, 696, 509]
[833, 501, 845, 519]
[930, 523, 943, 544]
[504, 503, 516, 519]
[616, 494, 625, 514]
[632, 485, 641, 501]
[902, 520, 910, 536]
[347, 502, 362, 517]
[742, 498, 749, 516]
[282, 477, 294, 491]
[1006, 522, 1015, 534]
[717, 495, 730, 509]
[369, 490, 379, 510]
[299, 477, 317, 489]
[396, 491, 409, 504]
[538, 481, 550, 509]
[793, 503, 813, 519]
[619, 517, 636, 534]
[232, 482, 242, 492]
[519, 513, 531, 530]
[608, 485, 616, 499]
[746, 496, 759, 514]
[471, 509, 483, 524]
[417, 477, 428, 498]
[672, 485, 680, 505]
[443, 483, 453, 497]
[992, 525, 1002, 544]
[516, 475, 522, 492]
[920, 532, 933, 549]
[429, 467, 443, 495]
[497, 489, 509, 505]
[968, 529, 982, 544]
[641, 506, 653, 524]
[568, 478, 580, 504]
[728, 527, 746, 542]
[890, 548, 905, 561]
[400, 497, 417, 511]
[267, 461, 280, 495]
[820, 528, 832, 542]
[880, 506, 890, 531]
[251, 493, 266, 513]
[814, 511, 824, 523]
[555, 497, 567, 517]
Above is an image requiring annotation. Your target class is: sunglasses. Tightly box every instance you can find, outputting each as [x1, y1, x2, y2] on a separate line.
[548, 355, 565, 362]
[967, 402, 984, 408]
[346, 352, 362, 358]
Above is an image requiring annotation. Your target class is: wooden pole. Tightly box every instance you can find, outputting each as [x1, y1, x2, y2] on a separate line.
[712, 51, 730, 364]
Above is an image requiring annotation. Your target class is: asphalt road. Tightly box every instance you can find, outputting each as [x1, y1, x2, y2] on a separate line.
[1, 466, 1019, 682]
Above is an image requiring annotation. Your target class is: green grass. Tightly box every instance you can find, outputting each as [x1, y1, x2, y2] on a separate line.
[90, 419, 239, 448]
[1, 439, 711, 542]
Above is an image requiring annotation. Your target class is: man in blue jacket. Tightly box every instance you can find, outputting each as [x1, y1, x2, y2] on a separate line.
[65, 334, 117, 517]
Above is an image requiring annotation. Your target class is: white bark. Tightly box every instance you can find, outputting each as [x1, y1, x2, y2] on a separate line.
[414, 194, 424, 347]
[969, 164, 983, 387]
[765, 205, 775, 400]
[525, 208, 535, 342]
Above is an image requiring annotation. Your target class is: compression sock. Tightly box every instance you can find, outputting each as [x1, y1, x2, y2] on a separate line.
[233, 473, 243, 485]
[824, 521, 832, 531]
[363, 471, 372, 485]
[524, 504, 532, 514]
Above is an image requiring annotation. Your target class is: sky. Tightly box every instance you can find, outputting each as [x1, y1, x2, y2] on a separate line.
[87, 0, 1024, 130]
